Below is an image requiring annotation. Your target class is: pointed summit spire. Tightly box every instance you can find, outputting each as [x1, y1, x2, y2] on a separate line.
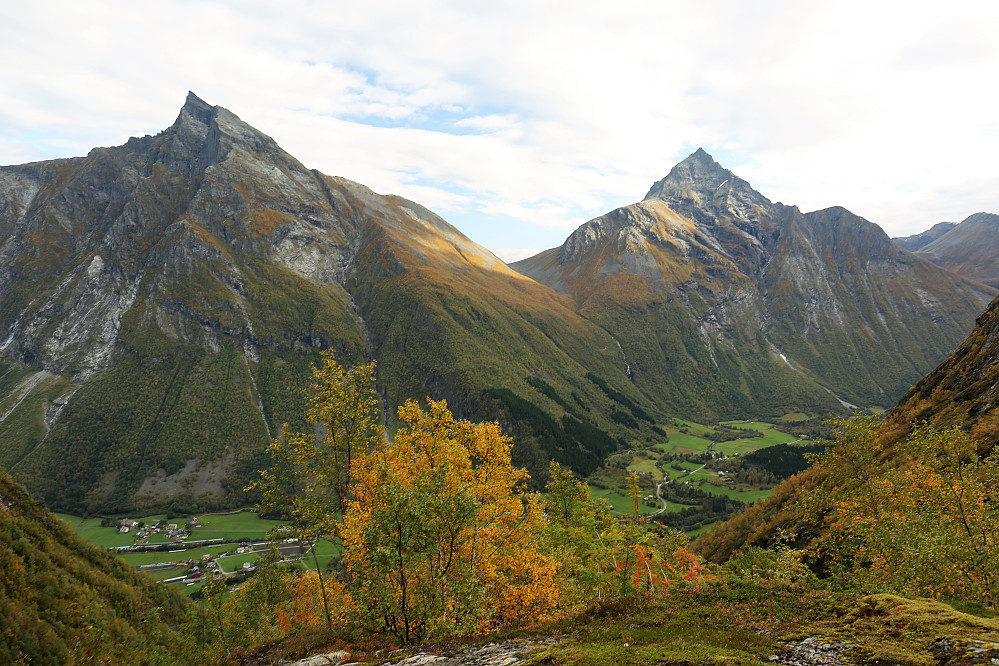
[686, 147, 717, 165]
[177, 91, 216, 128]
[644, 148, 734, 202]
[184, 91, 211, 108]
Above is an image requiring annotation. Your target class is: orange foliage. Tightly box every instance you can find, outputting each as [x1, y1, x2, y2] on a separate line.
[250, 207, 291, 238]
[289, 570, 354, 631]
[661, 546, 716, 587]
[342, 399, 560, 641]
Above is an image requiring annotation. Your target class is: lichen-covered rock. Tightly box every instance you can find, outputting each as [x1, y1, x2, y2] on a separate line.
[768, 636, 856, 666]
[932, 638, 999, 665]
[376, 639, 559, 666]
[279, 651, 352, 666]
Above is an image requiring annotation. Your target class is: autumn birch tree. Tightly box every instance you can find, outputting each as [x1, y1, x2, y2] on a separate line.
[250, 351, 382, 631]
[341, 399, 559, 643]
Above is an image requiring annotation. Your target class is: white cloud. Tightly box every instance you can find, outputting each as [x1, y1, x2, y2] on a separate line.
[2, 0, 998, 253]
[454, 115, 519, 133]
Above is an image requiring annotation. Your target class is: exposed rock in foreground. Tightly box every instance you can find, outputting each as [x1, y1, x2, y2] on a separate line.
[767, 637, 855, 666]
[278, 639, 561, 666]
[931, 638, 999, 665]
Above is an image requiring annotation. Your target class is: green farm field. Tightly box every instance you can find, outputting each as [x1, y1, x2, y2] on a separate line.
[119, 545, 228, 567]
[659, 432, 712, 453]
[717, 421, 803, 449]
[687, 481, 771, 504]
[305, 540, 342, 573]
[190, 511, 283, 541]
[626, 457, 661, 475]
[589, 485, 659, 516]
[54, 514, 135, 548]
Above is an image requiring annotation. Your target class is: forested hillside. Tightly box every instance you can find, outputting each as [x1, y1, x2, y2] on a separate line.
[695, 292, 999, 575]
[0, 467, 189, 663]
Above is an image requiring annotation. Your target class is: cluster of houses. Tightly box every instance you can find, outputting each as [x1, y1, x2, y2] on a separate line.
[119, 516, 205, 541]
[114, 516, 310, 587]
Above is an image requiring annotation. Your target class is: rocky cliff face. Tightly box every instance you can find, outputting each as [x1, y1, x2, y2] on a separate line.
[1, 94, 365, 380]
[0, 94, 648, 513]
[514, 150, 996, 420]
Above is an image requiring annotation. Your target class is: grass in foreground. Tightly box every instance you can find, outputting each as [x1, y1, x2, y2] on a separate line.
[530, 587, 999, 666]
[240, 577, 999, 666]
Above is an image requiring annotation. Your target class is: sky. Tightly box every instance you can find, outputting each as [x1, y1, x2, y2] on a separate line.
[2, 1, 998, 262]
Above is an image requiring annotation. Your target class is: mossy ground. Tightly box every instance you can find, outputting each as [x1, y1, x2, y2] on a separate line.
[238, 582, 999, 665]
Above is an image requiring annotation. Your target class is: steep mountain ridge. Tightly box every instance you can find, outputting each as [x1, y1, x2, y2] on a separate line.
[913, 212, 999, 288]
[892, 221, 956, 251]
[693, 289, 999, 564]
[885, 290, 999, 454]
[0, 94, 651, 513]
[514, 150, 995, 420]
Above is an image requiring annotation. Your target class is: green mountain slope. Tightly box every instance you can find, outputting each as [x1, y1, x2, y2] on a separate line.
[0, 94, 658, 513]
[885, 290, 999, 453]
[514, 149, 995, 421]
[0, 467, 188, 663]
[694, 290, 999, 563]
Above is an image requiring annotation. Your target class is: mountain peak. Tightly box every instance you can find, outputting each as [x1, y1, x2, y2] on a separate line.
[643, 149, 738, 203]
[167, 91, 219, 145]
[162, 93, 288, 172]
[183, 90, 212, 110]
[175, 91, 218, 128]
[685, 147, 718, 165]
[640, 149, 777, 236]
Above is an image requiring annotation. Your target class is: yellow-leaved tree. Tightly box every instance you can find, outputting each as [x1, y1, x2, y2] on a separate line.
[250, 351, 382, 631]
[341, 398, 560, 643]
[236, 354, 716, 651]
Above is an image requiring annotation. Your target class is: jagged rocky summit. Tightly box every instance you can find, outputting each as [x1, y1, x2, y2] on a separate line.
[513, 149, 995, 420]
[0, 93, 647, 512]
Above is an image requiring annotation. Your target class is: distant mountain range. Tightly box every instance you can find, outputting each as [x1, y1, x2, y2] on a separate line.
[893, 212, 999, 288]
[1, 94, 994, 513]
[514, 149, 994, 420]
[892, 221, 957, 251]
